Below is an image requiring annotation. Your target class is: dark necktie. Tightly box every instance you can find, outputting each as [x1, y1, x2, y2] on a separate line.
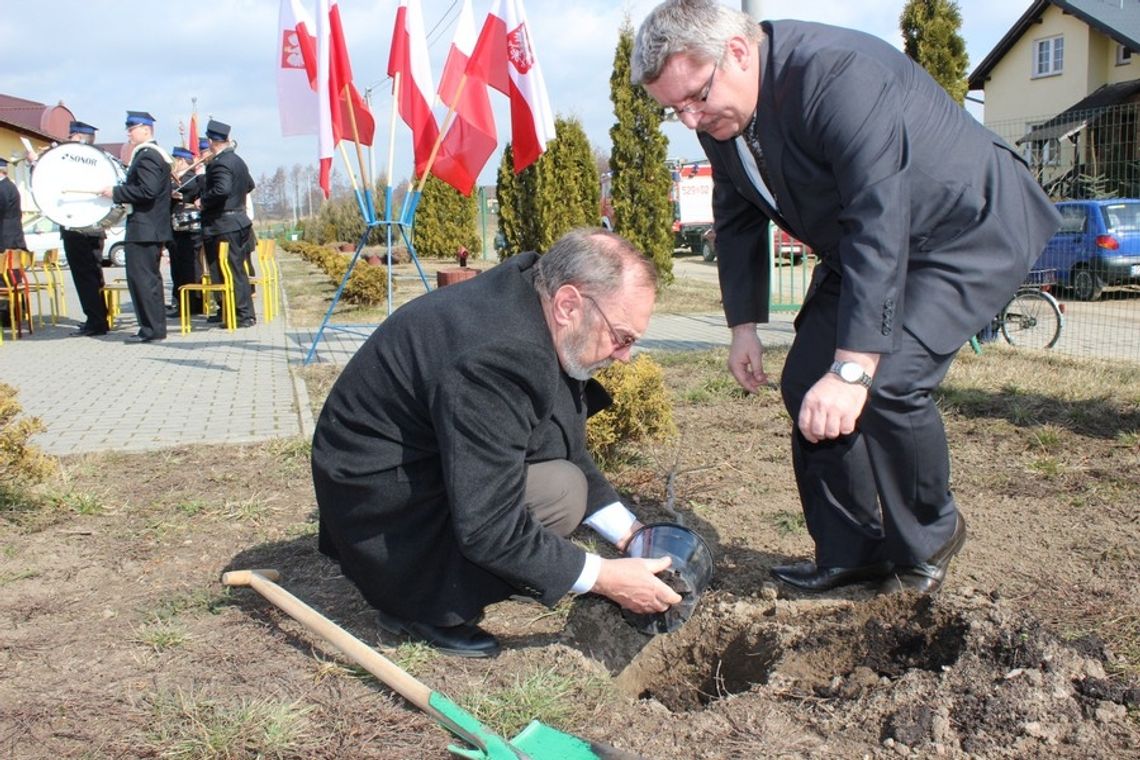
[744, 119, 776, 203]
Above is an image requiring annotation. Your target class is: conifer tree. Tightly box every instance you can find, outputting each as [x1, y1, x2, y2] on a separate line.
[411, 174, 482, 258]
[609, 17, 675, 284]
[900, 0, 969, 105]
[532, 116, 600, 251]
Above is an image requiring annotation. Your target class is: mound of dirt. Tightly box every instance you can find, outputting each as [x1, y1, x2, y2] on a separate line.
[562, 587, 1139, 758]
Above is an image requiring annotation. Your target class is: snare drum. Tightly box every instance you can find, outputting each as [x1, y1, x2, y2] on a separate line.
[30, 143, 127, 235]
[172, 208, 201, 233]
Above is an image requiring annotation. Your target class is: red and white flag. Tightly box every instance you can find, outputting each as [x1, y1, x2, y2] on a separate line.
[466, 0, 555, 173]
[387, 0, 439, 178]
[188, 110, 200, 156]
[329, 0, 375, 146]
[276, 0, 319, 137]
[433, 0, 497, 195]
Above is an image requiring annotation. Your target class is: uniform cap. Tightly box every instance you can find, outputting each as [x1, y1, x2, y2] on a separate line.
[69, 121, 98, 135]
[125, 110, 156, 127]
[205, 119, 230, 141]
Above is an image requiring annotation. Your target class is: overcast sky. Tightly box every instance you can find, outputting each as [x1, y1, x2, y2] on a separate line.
[1, 0, 1027, 191]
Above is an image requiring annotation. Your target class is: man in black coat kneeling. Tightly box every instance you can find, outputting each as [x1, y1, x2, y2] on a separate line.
[311, 227, 681, 657]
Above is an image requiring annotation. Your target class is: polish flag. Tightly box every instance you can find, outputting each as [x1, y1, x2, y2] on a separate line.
[387, 0, 439, 178]
[276, 0, 319, 138]
[466, 0, 555, 173]
[329, 0, 375, 146]
[433, 0, 497, 195]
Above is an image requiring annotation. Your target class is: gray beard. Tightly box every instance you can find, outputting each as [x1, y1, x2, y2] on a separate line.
[560, 318, 614, 381]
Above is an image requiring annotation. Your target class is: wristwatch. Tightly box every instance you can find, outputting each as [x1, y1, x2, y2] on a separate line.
[829, 360, 873, 388]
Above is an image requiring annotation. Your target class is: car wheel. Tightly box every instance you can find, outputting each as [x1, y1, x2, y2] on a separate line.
[701, 239, 716, 262]
[109, 244, 127, 268]
[1071, 267, 1104, 301]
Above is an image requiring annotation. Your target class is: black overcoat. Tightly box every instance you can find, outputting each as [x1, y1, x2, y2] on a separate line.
[113, 143, 172, 243]
[0, 177, 26, 251]
[311, 252, 619, 625]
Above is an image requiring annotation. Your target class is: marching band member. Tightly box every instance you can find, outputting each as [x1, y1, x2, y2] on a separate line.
[27, 121, 111, 336]
[197, 119, 256, 328]
[101, 110, 173, 344]
[169, 146, 204, 317]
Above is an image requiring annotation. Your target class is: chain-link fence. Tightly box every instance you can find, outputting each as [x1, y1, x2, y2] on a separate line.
[987, 103, 1140, 364]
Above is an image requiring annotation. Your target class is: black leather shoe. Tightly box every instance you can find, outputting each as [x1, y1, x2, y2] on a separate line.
[206, 314, 223, 323]
[879, 515, 967, 595]
[770, 560, 894, 591]
[69, 326, 108, 337]
[126, 335, 166, 344]
[376, 611, 500, 658]
[237, 318, 256, 328]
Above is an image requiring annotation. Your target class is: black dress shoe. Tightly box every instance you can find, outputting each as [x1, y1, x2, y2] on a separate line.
[770, 560, 894, 591]
[126, 335, 166, 344]
[879, 515, 967, 595]
[237, 318, 256, 328]
[206, 314, 224, 323]
[69, 326, 108, 337]
[376, 610, 500, 658]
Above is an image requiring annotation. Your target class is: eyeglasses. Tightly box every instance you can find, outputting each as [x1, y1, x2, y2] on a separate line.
[581, 293, 638, 350]
[663, 63, 719, 122]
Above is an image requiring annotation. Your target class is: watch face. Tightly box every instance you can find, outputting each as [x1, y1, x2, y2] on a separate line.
[840, 362, 862, 382]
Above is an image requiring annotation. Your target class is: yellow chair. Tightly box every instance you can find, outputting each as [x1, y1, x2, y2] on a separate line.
[180, 240, 236, 333]
[246, 238, 280, 322]
[19, 249, 60, 327]
[1, 249, 35, 339]
[101, 278, 131, 329]
[41, 248, 68, 320]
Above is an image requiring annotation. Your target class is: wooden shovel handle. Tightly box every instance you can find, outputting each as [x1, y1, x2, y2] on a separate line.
[220, 569, 434, 711]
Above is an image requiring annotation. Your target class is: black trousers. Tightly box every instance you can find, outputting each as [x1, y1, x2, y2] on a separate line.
[170, 231, 203, 313]
[205, 226, 254, 322]
[124, 241, 166, 339]
[779, 268, 961, 568]
[61, 229, 106, 330]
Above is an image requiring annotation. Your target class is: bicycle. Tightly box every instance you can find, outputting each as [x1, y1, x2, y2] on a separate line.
[973, 269, 1065, 351]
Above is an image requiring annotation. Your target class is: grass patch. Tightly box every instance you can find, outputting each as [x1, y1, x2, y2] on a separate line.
[144, 688, 311, 759]
[773, 510, 806, 536]
[461, 666, 613, 738]
[133, 620, 189, 652]
[656, 271, 723, 313]
[150, 588, 233, 621]
[0, 568, 39, 586]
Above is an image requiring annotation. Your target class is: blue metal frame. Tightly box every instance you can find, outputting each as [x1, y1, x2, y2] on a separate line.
[302, 186, 431, 365]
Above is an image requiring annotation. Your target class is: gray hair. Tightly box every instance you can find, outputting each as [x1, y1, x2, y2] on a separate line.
[631, 0, 761, 85]
[534, 227, 657, 299]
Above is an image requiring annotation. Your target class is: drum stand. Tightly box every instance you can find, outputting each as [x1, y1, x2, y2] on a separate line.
[302, 187, 431, 365]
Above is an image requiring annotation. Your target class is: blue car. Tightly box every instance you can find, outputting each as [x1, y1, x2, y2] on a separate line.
[1034, 199, 1140, 301]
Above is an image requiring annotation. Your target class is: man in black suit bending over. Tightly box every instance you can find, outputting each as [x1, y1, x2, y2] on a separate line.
[311, 228, 682, 658]
[633, 0, 1061, 594]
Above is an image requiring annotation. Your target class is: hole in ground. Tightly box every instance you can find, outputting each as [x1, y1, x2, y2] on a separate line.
[617, 593, 971, 713]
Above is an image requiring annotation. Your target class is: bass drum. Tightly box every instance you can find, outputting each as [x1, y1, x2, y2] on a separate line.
[30, 143, 127, 235]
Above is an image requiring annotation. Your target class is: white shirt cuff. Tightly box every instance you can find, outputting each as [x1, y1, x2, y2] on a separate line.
[571, 553, 602, 594]
[583, 502, 638, 545]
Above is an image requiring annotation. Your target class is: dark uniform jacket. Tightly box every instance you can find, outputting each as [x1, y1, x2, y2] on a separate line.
[0, 176, 26, 250]
[311, 252, 618, 626]
[197, 147, 254, 236]
[113, 143, 172, 243]
[701, 20, 1061, 356]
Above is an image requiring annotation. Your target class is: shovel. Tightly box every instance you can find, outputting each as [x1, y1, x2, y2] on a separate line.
[222, 569, 642, 760]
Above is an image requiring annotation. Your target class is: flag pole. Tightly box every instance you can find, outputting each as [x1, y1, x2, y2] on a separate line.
[342, 84, 374, 223]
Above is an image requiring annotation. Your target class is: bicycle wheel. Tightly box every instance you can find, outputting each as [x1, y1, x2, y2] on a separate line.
[1000, 289, 1063, 349]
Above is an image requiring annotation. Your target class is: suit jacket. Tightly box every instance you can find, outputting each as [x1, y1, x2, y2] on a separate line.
[701, 20, 1061, 355]
[197, 147, 254, 236]
[113, 143, 173, 244]
[311, 252, 618, 624]
[0, 177, 26, 251]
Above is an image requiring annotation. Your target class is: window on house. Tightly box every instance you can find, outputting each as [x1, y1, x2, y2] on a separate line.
[1117, 44, 1132, 66]
[1024, 135, 1061, 168]
[1033, 36, 1064, 77]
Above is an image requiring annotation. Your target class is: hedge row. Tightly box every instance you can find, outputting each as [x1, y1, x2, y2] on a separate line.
[280, 240, 391, 306]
